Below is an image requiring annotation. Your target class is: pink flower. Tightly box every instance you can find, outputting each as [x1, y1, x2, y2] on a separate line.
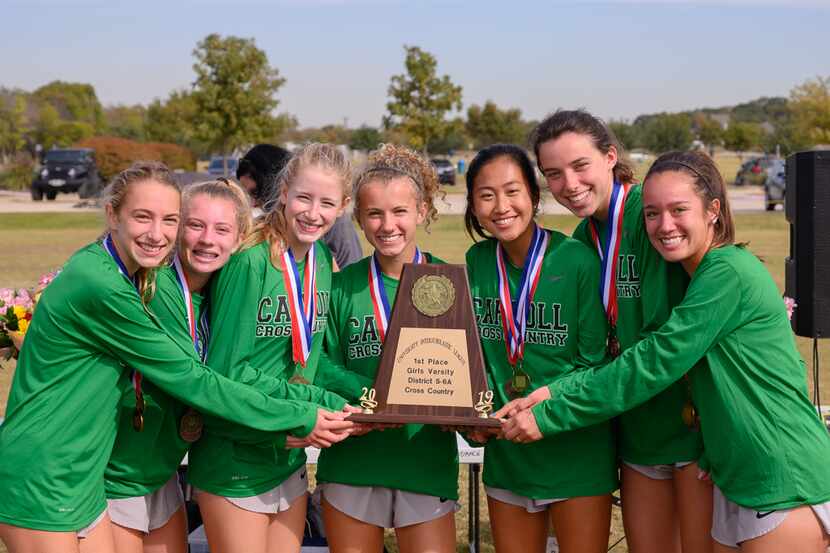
[783, 296, 797, 321]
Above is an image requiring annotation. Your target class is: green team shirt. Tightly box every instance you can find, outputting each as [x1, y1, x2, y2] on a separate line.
[315, 254, 459, 500]
[466, 232, 617, 499]
[572, 185, 701, 464]
[0, 243, 332, 531]
[188, 240, 344, 497]
[536, 245, 830, 511]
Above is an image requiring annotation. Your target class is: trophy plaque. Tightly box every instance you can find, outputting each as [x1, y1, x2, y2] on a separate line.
[348, 263, 500, 428]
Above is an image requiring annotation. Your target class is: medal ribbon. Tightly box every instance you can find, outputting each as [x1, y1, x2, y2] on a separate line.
[281, 244, 317, 368]
[368, 248, 423, 343]
[102, 234, 144, 419]
[588, 181, 630, 328]
[496, 225, 549, 366]
[172, 255, 209, 362]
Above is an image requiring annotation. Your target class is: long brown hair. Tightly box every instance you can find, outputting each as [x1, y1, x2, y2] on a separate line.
[101, 161, 180, 304]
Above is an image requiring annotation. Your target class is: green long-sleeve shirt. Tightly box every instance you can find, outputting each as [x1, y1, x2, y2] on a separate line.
[188, 240, 343, 496]
[315, 254, 459, 500]
[466, 232, 617, 499]
[536, 245, 830, 510]
[0, 242, 330, 531]
[572, 185, 701, 464]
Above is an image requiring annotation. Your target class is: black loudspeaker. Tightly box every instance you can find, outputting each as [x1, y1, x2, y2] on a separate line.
[784, 150, 830, 338]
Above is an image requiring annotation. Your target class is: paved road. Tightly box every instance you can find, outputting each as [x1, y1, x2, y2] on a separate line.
[0, 186, 773, 215]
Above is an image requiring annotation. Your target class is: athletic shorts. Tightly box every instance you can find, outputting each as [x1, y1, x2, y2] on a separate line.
[624, 460, 694, 481]
[76, 509, 108, 539]
[196, 467, 307, 515]
[106, 474, 184, 533]
[485, 486, 566, 514]
[711, 485, 830, 547]
[319, 483, 458, 528]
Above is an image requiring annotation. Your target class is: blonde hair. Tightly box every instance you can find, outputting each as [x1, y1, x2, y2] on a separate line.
[101, 160, 180, 304]
[241, 143, 351, 266]
[182, 177, 253, 243]
[353, 143, 440, 232]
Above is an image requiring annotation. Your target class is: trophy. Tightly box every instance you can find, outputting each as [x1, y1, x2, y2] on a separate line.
[348, 263, 499, 428]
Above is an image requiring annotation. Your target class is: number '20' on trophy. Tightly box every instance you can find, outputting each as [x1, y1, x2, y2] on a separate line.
[348, 263, 500, 428]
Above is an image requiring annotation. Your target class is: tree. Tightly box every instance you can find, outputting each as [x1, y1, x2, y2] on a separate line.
[191, 33, 287, 173]
[105, 104, 147, 141]
[0, 94, 28, 161]
[385, 45, 463, 153]
[465, 101, 526, 148]
[608, 120, 639, 151]
[789, 76, 830, 146]
[723, 122, 763, 159]
[695, 115, 724, 157]
[145, 90, 200, 152]
[31, 81, 105, 133]
[641, 113, 693, 154]
[349, 125, 382, 152]
[428, 117, 468, 154]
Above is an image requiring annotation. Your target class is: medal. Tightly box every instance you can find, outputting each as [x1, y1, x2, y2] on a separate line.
[179, 408, 203, 442]
[282, 244, 318, 383]
[369, 248, 423, 342]
[681, 400, 699, 430]
[133, 411, 144, 432]
[588, 181, 630, 357]
[496, 225, 548, 398]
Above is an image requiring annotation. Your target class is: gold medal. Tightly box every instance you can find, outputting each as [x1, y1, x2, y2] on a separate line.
[681, 400, 699, 430]
[132, 410, 144, 432]
[179, 408, 203, 443]
[608, 333, 621, 358]
[507, 362, 530, 398]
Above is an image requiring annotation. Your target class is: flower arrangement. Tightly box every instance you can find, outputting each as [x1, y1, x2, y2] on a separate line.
[0, 270, 61, 361]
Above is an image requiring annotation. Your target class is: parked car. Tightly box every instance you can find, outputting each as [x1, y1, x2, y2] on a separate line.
[764, 158, 786, 211]
[31, 148, 103, 201]
[733, 156, 773, 187]
[207, 156, 238, 177]
[431, 158, 456, 185]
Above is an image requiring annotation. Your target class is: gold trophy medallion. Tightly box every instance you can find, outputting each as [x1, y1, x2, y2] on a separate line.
[179, 409, 204, 443]
[411, 275, 455, 317]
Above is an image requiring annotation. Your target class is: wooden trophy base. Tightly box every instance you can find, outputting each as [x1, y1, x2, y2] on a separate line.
[348, 412, 501, 428]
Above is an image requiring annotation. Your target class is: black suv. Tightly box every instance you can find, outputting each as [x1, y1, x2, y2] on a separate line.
[431, 158, 456, 185]
[31, 148, 103, 201]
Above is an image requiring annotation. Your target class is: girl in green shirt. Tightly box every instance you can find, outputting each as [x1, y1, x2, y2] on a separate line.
[501, 151, 830, 552]
[464, 144, 616, 553]
[189, 143, 358, 553]
[0, 162, 351, 553]
[315, 144, 459, 553]
[528, 110, 710, 553]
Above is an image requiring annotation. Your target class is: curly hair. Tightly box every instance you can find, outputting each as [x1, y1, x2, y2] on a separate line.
[241, 143, 352, 267]
[352, 143, 441, 232]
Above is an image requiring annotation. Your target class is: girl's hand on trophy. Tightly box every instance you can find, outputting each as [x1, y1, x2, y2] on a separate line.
[305, 409, 354, 448]
[501, 409, 543, 443]
[492, 386, 551, 420]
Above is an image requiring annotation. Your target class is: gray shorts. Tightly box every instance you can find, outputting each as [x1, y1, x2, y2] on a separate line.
[319, 483, 458, 528]
[485, 486, 566, 514]
[197, 467, 307, 515]
[624, 460, 694, 481]
[712, 485, 830, 547]
[106, 474, 185, 533]
[76, 509, 108, 539]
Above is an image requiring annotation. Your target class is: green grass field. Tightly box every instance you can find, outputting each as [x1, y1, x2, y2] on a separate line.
[0, 209, 827, 553]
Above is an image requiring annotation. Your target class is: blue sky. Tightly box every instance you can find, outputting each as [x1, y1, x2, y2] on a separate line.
[2, 0, 828, 128]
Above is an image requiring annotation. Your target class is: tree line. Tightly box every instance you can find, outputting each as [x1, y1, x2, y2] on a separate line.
[1, 35, 829, 189]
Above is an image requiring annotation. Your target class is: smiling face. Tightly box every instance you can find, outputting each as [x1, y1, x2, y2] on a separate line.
[643, 170, 720, 274]
[537, 131, 617, 220]
[179, 193, 241, 283]
[107, 179, 180, 274]
[357, 176, 426, 261]
[279, 165, 346, 250]
[471, 156, 536, 248]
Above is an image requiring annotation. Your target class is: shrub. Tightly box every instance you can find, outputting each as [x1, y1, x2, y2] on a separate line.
[0, 154, 35, 191]
[76, 136, 195, 181]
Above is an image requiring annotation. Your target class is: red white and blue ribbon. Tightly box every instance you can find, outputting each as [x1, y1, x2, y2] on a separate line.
[172, 255, 210, 362]
[588, 181, 630, 327]
[368, 248, 424, 342]
[496, 225, 549, 366]
[281, 244, 317, 368]
[102, 233, 143, 406]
